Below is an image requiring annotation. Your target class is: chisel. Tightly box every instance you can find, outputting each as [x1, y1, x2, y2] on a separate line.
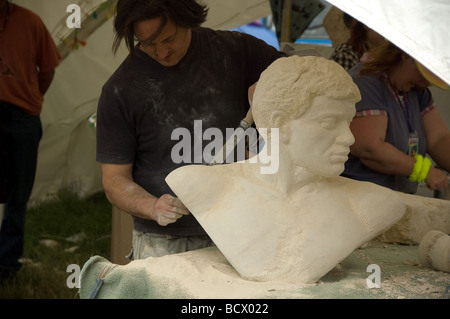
[208, 107, 254, 165]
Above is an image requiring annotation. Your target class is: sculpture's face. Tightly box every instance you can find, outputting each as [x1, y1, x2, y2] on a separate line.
[287, 95, 355, 177]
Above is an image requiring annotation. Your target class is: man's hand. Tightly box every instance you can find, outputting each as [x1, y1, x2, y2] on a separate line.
[153, 194, 189, 226]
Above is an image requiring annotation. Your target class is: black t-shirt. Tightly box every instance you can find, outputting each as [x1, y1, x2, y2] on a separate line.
[96, 27, 286, 236]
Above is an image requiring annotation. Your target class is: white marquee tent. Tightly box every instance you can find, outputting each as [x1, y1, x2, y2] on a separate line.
[9, 0, 450, 205]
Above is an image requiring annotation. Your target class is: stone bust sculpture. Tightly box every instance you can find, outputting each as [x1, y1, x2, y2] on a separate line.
[166, 55, 406, 283]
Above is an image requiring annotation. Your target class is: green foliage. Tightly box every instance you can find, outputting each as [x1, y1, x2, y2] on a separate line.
[0, 189, 112, 299]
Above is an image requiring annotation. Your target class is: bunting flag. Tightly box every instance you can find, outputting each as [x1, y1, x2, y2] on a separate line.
[54, 0, 117, 60]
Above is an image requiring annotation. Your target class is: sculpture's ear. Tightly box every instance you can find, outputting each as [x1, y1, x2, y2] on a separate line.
[269, 110, 290, 145]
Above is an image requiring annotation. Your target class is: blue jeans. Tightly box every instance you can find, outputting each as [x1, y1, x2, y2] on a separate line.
[0, 102, 42, 271]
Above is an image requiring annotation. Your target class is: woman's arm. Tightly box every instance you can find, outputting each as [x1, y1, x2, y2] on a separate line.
[422, 108, 450, 189]
[348, 114, 415, 176]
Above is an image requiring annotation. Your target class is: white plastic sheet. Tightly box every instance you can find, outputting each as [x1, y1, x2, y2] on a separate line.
[325, 0, 450, 87]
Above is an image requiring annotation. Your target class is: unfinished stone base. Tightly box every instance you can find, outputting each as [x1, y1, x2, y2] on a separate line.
[418, 230, 450, 273]
[377, 193, 450, 245]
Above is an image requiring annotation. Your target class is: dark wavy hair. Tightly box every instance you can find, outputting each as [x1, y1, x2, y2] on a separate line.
[346, 20, 369, 59]
[112, 0, 208, 56]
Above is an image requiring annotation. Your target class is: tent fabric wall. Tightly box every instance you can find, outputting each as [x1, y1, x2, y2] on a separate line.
[27, 16, 128, 203]
[29, 18, 126, 204]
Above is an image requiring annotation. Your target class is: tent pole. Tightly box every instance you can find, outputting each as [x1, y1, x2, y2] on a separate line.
[280, 0, 292, 43]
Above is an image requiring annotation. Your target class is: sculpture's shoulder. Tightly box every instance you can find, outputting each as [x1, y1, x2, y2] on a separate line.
[336, 176, 405, 211]
[165, 163, 253, 213]
[166, 164, 224, 195]
[331, 176, 406, 235]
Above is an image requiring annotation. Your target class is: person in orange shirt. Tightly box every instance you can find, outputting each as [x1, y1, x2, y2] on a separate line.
[0, 0, 61, 284]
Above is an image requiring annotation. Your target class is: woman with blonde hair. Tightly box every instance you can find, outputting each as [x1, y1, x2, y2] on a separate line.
[342, 41, 450, 194]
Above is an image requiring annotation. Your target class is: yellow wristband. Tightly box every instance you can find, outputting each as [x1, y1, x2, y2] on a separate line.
[409, 154, 423, 182]
[417, 157, 432, 183]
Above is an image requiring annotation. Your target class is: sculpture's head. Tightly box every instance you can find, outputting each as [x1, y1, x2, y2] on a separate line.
[253, 55, 361, 177]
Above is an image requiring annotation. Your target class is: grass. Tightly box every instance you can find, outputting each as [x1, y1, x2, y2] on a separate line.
[0, 188, 112, 299]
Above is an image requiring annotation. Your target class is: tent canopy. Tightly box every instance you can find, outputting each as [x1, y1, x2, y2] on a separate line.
[10, 0, 449, 204]
[326, 0, 450, 87]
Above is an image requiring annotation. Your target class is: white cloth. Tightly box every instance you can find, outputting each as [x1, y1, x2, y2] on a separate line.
[326, 0, 450, 86]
